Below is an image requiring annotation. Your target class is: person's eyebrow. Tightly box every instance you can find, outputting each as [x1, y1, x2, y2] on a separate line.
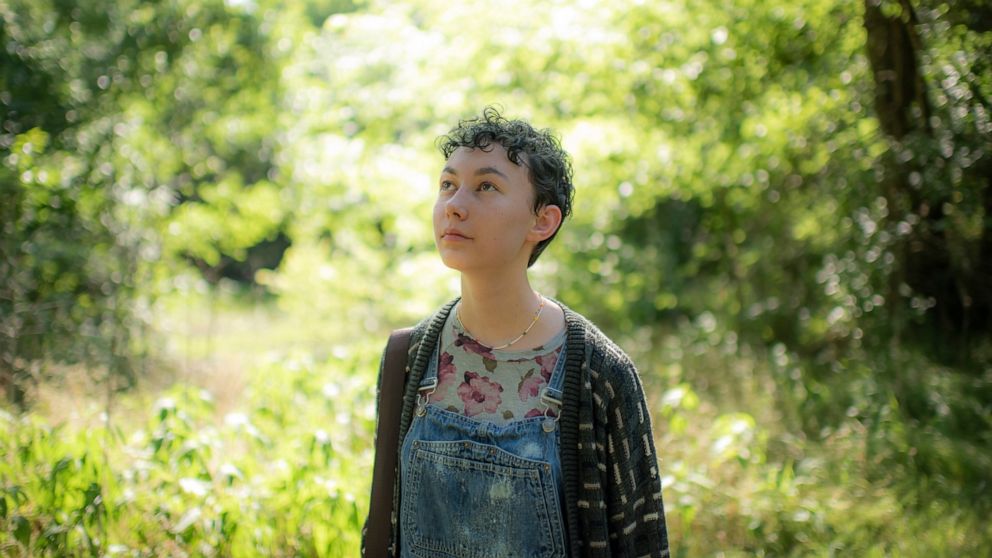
[441, 166, 509, 180]
[475, 166, 509, 179]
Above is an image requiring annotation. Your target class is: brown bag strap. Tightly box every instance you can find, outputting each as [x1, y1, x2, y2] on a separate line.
[366, 327, 413, 558]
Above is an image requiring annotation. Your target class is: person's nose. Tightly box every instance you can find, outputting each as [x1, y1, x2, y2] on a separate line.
[445, 184, 469, 220]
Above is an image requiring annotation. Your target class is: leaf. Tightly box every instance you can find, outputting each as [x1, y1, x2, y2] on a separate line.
[50, 457, 72, 484]
[13, 514, 31, 545]
[171, 507, 202, 535]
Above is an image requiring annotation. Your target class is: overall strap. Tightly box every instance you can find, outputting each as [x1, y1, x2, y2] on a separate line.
[413, 343, 440, 417]
[367, 327, 413, 558]
[540, 340, 569, 413]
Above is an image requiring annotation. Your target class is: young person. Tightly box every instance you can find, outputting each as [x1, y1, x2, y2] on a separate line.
[363, 107, 669, 557]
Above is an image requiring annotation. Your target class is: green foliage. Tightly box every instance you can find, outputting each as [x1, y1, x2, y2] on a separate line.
[2, 0, 990, 553]
[3, 302, 990, 556]
[0, 341, 379, 556]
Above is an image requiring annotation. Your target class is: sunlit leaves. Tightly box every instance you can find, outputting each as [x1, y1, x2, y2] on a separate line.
[0, 347, 379, 555]
[3, 0, 990, 553]
[165, 177, 284, 266]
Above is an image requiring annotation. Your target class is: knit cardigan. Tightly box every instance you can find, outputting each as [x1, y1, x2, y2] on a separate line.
[363, 298, 670, 557]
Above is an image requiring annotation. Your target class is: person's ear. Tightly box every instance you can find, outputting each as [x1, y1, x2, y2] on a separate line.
[528, 205, 563, 243]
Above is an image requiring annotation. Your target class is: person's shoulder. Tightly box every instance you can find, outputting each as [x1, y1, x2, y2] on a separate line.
[406, 298, 459, 351]
[561, 306, 652, 430]
[561, 304, 634, 367]
[559, 303, 640, 395]
[378, 299, 457, 372]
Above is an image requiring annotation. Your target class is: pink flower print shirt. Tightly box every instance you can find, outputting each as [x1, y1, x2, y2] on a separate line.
[457, 371, 504, 416]
[429, 306, 565, 424]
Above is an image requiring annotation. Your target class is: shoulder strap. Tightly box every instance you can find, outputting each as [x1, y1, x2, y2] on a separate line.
[366, 327, 414, 558]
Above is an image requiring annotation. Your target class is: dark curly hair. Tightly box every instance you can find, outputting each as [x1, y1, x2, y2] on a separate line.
[437, 106, 574, 267]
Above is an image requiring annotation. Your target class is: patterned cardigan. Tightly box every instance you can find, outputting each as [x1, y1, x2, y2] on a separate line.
[363, 298, 670, 557]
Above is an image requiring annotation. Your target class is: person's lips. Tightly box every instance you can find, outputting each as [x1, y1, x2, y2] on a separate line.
[442, 228, 471, 240]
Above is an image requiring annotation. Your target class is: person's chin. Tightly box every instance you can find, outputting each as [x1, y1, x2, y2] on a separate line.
[437, 251, 470, 271]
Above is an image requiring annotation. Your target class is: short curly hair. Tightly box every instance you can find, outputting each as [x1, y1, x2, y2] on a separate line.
[437, 106, 574, 267]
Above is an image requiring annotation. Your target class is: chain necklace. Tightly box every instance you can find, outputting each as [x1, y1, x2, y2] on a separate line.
[456, 294, 545, 351]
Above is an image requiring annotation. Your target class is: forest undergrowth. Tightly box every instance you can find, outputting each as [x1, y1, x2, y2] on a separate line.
[2, 286, 989, 557]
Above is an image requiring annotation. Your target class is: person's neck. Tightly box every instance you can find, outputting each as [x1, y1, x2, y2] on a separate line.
[457, 269, 544, 349]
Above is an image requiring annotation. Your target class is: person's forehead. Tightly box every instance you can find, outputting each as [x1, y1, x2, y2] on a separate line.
[446, 144, 527, 169]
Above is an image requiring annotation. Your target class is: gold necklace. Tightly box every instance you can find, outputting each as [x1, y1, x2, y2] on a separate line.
[457, 295, 545, 351]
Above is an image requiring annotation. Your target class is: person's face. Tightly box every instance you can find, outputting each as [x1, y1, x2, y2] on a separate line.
[433, 145, 552, 273]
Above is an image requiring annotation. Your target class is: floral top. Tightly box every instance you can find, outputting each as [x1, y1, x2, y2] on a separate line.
[428, 303, 566, 424]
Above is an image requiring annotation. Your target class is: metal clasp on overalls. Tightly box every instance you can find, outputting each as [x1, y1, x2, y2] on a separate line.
[539, 387, 563, 432]
[415, 377, 439, 417]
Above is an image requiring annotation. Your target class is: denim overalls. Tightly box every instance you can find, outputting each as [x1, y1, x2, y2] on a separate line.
[399, 340, 569, 558]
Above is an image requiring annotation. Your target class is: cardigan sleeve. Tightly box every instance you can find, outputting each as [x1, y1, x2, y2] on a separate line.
[602, 355, 670, 557]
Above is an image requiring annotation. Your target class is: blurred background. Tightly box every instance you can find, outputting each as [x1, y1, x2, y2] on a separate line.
[1, 0, 990, 555]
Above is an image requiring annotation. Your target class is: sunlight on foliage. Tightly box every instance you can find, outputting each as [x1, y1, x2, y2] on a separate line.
[2, 0, 990, 554]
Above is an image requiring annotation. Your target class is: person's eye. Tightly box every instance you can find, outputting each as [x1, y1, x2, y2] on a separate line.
[439, 180, 455, 192]
[479, 182, 498, 192]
